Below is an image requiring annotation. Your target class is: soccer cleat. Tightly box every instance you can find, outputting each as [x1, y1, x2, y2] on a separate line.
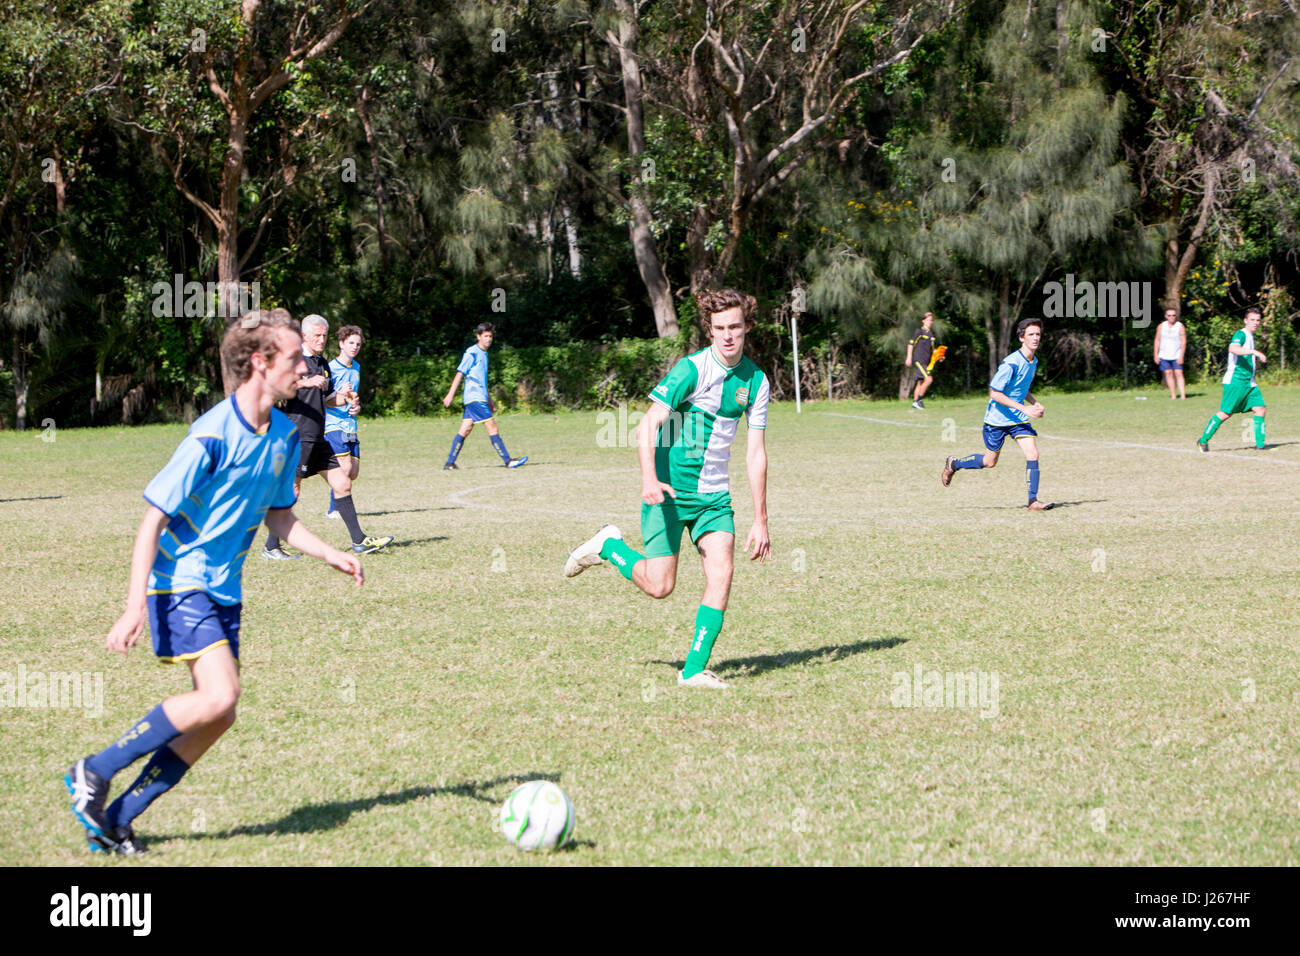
[352, 534, 394, 555]
[912, 399, 925, 409]
[261, 547, 300, 560]
[1027, 498, 1054, 511]
[507, 456, 529, 469]
[65, 759, 115, 849]
[564, 524, 621, 578]
[1197, 440, 1209, 453]
[941, 456, 956, 487]
[443, 462, 459, 470]
[678, 669, 731, 689]
[109, 824, 148, 856]
[325, 509, 341, 520]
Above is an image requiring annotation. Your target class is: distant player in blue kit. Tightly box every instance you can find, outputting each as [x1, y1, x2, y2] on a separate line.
[63, 309, 365, 854]
[325, 324, 365, 519]
[941, 318, 1054, 510]
[442, 322, 527, 469]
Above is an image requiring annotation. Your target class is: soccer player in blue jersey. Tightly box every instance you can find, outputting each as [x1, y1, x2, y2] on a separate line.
[941, 318, 1054, 510]
[63, 309, 365, 854]
[264, 314, 391, 556]
[441, 322, 528, 469]
[325, 324, 364, 519]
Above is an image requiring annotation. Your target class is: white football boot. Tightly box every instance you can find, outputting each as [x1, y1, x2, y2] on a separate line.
[563, 524, 622, 578]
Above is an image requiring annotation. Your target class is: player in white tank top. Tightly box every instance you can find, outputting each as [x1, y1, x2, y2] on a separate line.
[1153, 307, 1187, 399]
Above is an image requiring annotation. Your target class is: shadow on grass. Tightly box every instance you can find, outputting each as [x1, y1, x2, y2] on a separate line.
[358, 506, 462, 517]
[156, 772, 562, 841]
[650, 637, 906, 679]
[0, 495, 63, 504]
[371, 535, 449, 551]
[974, 499, 1106, 510]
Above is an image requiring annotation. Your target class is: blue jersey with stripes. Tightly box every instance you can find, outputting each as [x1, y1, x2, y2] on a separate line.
[142, 397, 300, 605]
[457, 344, 490, 406]
[325, 357, 360, 435]
[984, 349, 1038, 426]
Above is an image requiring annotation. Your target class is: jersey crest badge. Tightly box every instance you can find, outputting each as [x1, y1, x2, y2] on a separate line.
[735, 387, 750, 406]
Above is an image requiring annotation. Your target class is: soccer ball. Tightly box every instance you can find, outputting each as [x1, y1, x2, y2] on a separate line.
[499, 781, 575, 851]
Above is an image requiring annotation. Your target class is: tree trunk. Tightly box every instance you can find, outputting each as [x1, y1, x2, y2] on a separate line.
[608, 0, 678, 337]
[358, 87, 389, 270]
[217, 112, 248, 324]
[12, 329, 27, 431]
[985, 310, 997, 382]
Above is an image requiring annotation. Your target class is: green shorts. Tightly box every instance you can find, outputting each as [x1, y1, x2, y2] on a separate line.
[641, 490, 735, 558]
[1220, 382, 1265, 415]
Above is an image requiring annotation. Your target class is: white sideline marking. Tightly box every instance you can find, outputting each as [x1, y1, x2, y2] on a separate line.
[820, 412, 1300, 467]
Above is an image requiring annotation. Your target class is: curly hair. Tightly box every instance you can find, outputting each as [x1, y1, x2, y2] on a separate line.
[221, 308, 299, 393]
[694, 288, 758, 332]
[337, 324, 363, 342]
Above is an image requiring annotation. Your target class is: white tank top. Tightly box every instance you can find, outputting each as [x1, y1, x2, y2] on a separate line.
[1158, 321, 1183, 360]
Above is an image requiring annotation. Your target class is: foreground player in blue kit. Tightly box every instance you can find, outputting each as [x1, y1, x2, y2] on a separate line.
[63, 309, 364, 854]
[941, 318, 1054, 510]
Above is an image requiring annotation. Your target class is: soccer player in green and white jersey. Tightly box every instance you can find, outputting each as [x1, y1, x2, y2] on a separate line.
[564, 288, 772, 689]
[1198, 308, 1268, 452]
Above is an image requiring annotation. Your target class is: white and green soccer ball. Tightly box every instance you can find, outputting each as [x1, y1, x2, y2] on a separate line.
[499, 781, 575, 851]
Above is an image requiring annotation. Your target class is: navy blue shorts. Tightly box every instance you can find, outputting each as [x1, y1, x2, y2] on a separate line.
[463, 401, 493, 422]
[983, 421, 1037, 452]
[325, 431, 360, 458]
[148, 591, 241, 663]
[1158, 358, 1182, 371]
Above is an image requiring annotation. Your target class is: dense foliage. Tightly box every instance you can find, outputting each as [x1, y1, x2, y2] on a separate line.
[2, 0, 1297, 427]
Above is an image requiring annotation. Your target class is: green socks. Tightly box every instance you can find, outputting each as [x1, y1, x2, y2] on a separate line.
[1200, 414, 1225, 444]
[1254, 415, 1266, 448]
[682, 605, 725, 679]
[600, 537, 644, 581]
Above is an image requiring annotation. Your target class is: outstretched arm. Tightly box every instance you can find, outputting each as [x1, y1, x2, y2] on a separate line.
[105, 506, 171, 654]
[265, 508, 364, 586]
[636, 402, 677, 505]
[745, 429, 771, 563]
[443, 372, 464, 407]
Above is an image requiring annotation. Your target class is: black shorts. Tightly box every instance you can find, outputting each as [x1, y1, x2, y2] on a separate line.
[914, 361, 930, 381]
[298, 437, 339, 478]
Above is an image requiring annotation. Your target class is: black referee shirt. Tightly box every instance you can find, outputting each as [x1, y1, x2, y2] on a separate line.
[286, 350, 333, 442]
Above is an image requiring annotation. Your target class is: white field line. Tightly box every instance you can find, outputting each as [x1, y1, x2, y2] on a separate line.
[820, 412, 1300, 467]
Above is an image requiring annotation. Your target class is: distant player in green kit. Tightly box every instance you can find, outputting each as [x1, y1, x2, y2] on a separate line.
[1198, 308, 1268, 452]
[563, 289, 772, 689]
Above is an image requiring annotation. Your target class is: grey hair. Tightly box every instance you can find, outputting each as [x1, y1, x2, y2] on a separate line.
[302, 313, 328, 333]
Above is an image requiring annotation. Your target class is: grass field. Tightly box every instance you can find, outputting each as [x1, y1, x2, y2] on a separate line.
[4, 383, 1299, 866]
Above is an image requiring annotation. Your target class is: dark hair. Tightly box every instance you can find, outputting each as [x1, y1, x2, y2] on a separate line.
[694, 288, 758, 332]
[337, 324, 363, 342]
[1017, 318, 1043, 337]
[475, 322, 495, 335]
[221, 308, 299, 393]
[1245, 307, 1262, 319]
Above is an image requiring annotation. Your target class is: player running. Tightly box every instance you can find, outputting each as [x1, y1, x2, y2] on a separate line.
[442, 322, 527, 469]
[263, 313, 392, 557]
[941, 318, 1054, 510]
[1198, 308, 1268, 451]
[63, 309, 364, 855]
[563, 288, 772, 689]
[325, 324, 365, 519]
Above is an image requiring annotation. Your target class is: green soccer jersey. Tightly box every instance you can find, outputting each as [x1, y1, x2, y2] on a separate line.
[1222, 329, 1257, 386]
[649, 347, 770, 494]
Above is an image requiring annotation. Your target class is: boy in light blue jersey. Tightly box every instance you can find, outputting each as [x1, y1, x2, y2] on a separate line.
[63, 309, 364, 855]
[325, 324, 364, 518]
[941, 318, 1054, 510]
[441, 322, 527, 469]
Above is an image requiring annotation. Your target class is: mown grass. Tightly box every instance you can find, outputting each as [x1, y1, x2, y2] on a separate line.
[3, 382, 1298, 865]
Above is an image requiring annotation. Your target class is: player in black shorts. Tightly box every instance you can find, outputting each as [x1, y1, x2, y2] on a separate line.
[262, 314, 393, 557]
[905, 312, 937, 409]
